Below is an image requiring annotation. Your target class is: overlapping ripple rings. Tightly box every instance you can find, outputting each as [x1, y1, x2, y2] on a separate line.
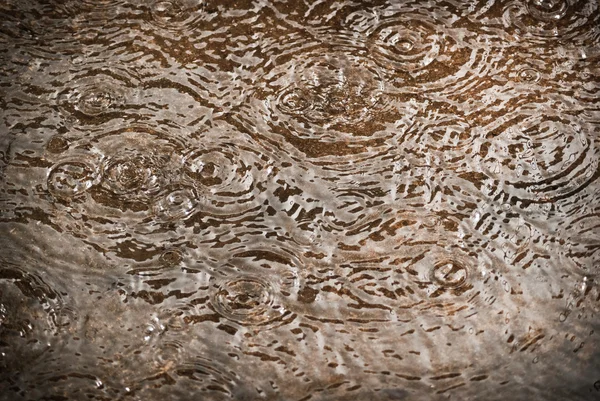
[502, 0, 600, 40]
[239, 50, 395, 157]
[1, 0, 599, 400]
[0, 259, 76, 379]
[479, 110, 598, 203]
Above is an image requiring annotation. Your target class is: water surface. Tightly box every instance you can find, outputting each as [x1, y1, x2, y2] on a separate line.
[1, 0, 599, 400]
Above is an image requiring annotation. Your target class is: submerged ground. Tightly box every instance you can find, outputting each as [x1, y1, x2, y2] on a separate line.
[0, 0, 599, 400]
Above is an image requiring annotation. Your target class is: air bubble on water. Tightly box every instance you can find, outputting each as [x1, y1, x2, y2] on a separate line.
[143, 316, 166, 342]
[143, 325, 155, 341]
[579, 277, 587, 293]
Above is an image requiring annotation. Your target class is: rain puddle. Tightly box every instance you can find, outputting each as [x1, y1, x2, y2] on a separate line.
[0, 0, 599, 400]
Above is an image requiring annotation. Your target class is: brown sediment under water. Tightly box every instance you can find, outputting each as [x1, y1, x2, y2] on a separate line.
[0, 0, 599, 400]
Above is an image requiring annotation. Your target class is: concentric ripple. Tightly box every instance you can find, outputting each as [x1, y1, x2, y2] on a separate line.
[56, 68, 138, 122]
[429, 259, 470, 289]
[102, 156, 155, 196]
[58, 77, 126, 118]
[480, 112, 598, 202]
[129, 354, 251, 401]
[517, 67, 542, 83]
[402, 113, 478, 169]
[233, 49, 424, 162]
[212, 276, 278, 325]
[148, 0, 206, 31]
[527, 0, 570, 21]
[390, 243, 479, 299]
[152, 185, 198, 221]
[47, 156, 100, 201]
[209, 246, 301, 327]
[45, 127, 189, 244]
[243, 50, 394, 145]
[270, 53, 385, 137]
[352, 9, 503, 98]
[159, 249, 184, 267]
[297, 215, 509, 321]
[368, 17, 444, 73]
[503, 0, 599, 39]
[181, 140, 267, 215]
[95, 128, 186, 205]
[0, 260, 75, 373]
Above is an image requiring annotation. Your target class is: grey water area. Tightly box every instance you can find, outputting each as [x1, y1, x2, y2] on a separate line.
[0, 0, 599, 400]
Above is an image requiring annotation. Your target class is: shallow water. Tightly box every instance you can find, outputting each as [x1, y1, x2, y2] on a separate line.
[0, 0, 599, 400]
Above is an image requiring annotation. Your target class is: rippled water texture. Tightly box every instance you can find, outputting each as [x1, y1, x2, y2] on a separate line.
[1, 0, 600, 400]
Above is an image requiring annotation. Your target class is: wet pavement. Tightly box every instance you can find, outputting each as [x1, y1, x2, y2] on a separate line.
[0, 0, 599, 400]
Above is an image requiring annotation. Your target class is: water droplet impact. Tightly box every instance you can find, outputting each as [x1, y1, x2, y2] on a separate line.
[60, 84, 124, 118]
[430, 260, 469, 289]
[149, 0, 205, 31]
[183, 149, 232, 188]
[78, 90, 115, 116]
[369, 19, 443, 72]
[47, 159, 98, 200]
[152, 0, 185, 24]
[503, 0, 597, 39]
[46, 136, 70, 154]
[153, 186, 197, 221]
[56, 72, 132, 120]
[397, 38, 415, 52]
[527, 0, 569, 22]
[93, 129, 185, 212]
[180, 141, 264, 214]
[481, 114, 597, 202]
[160, 249, 183, 267]
[212, 276, 280, 325]
[103, 158, 152, 195]
[278, 88, 312, 114]
[518, 67, 541, 83]
[273, 55, 384, 129]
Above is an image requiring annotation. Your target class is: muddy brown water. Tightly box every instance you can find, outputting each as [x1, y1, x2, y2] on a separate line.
[1, 0, 599, 400]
